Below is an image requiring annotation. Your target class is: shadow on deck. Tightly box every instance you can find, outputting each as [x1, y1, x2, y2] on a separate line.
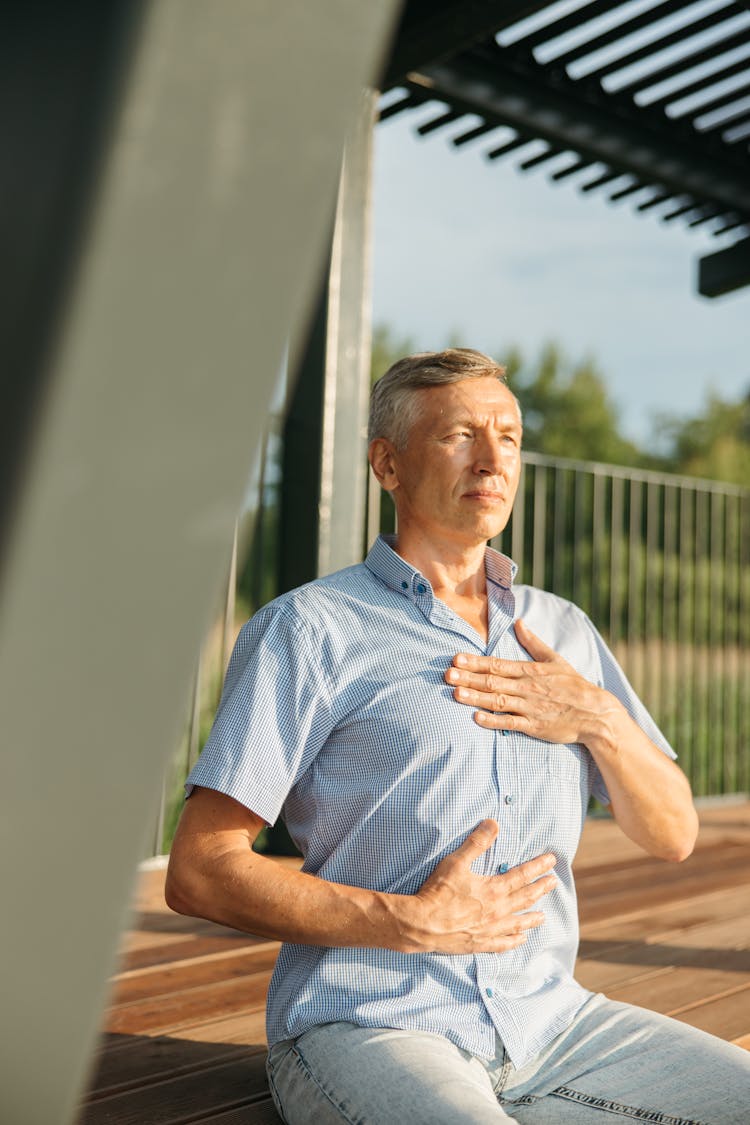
[77, 802, 750, 1124]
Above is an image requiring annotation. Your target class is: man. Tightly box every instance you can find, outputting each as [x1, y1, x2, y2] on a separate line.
[167, 349, 750, 1123]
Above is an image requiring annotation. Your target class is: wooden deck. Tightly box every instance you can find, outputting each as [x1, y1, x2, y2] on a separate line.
[78, 802, 750, 1124]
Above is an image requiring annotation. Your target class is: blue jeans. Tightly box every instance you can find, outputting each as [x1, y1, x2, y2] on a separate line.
[266, 993, 750, 1124]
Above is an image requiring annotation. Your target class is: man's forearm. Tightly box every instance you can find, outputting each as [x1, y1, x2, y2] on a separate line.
[585, 703, 698, 862]
[166, 845, 416, 950]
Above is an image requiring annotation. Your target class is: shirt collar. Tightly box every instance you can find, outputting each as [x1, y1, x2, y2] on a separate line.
[364, 534, 517, 600]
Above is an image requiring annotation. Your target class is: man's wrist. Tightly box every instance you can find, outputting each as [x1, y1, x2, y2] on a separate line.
[583, 690, 629, 761]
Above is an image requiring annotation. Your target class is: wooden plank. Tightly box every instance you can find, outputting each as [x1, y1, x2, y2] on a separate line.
[608, 966, 750, 1015]
[86, 1014, 268, 1098]
[674, 982, 750, 1042]
[577, 918, 750, 994]
[120, 933, 270, 973]
[192, 1099, 282, 1124]
[78, 1055, 270, 1125]
[191, 1098, 283, 1124]
[110, 946, 279, 1005]
[577, 848, 750, 925]
[104, 971, 271, 1036]
[579, 884, 750, 942]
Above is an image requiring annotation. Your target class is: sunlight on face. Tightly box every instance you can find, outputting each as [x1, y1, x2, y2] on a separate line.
[387, 378, 522, 551]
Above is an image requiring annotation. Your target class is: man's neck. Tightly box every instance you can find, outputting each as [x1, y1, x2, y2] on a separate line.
[392, 532, 490, 640]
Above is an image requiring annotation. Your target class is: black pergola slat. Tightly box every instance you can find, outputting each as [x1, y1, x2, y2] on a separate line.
[545, 0, 694, 70]
[649, 54, 750, 110]
[580, 168, 622, 192]
[506, 0, 623, 52]
[487, 131, 532, 158]
[413, 51, 750, 215]
[417, 108, 463, 135]
[681, 77, 750, 120]
[551, 156, 594, 180]
[452, 120, 497, 145]
[616, 25, 750, 97]
[379, 0, 750, 294]
[637, 188, 675, 211]
[610, 179, 650, 201]
[519, 143, 563, 169]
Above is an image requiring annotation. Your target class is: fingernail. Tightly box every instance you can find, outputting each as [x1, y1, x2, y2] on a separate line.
[455, 654, 468, 667]
[446, 668, 458, 682]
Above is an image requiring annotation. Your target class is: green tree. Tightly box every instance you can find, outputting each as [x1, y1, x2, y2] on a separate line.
[370, 323, 415, 385]
[656, 389, 750, 486]
[505, 342, 644, 466]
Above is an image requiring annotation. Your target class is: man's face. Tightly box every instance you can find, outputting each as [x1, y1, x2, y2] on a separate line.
[374, 377, 523, 551]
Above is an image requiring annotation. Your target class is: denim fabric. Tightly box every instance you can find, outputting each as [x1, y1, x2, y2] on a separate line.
[266, 994, 750, 1124]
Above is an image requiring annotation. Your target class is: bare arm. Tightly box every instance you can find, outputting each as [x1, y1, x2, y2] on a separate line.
[445, 618, 698, 863]
[165, 786, 557, 953]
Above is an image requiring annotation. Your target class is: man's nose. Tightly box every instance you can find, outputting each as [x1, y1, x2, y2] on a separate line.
[474, 435, 506, 474]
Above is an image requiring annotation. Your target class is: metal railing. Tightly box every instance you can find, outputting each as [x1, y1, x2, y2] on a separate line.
[492, 453, 750, 799]
[152, 450, 750, 854]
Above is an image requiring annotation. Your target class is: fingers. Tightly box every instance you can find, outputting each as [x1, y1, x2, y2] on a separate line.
[448, 819, 499, 865]
[501, 852, 557, 889]
[513, 618, 556, 662]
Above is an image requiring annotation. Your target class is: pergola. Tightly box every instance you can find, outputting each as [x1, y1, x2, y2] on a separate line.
[2, 3, 748, 1122]
[382, 0, 750, 298]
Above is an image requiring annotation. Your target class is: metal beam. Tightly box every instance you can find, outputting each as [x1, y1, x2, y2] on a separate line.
[410, 49, 750, 218]
[0, 2, 401, 1122]
[698, 236, 750, 297]
[381, 0, 551, 88]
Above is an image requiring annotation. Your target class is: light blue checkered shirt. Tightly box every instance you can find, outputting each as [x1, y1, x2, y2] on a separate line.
[186, 535, 676, 1066]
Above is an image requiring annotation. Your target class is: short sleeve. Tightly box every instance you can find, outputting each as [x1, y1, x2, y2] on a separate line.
[581, 612, 677, 806]
[185, 602, 333, 825]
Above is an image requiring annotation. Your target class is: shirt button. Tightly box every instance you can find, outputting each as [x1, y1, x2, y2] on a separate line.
[401, 581, 408, 590]
[416, 583, 427, 594]
[504, 794, 514, 805]
[498, 863, 509, 874]
[486, 988, 494, 998]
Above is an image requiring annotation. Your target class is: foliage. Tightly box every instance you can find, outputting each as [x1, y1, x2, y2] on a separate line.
[655, 389, 750, 487]
[504, 341, 646, 467]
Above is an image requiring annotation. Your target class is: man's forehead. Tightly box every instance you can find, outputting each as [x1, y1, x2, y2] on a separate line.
[419, 378, 521, 421]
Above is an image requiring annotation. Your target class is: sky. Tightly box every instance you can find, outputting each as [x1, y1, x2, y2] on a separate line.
[371, 110, 749, 448]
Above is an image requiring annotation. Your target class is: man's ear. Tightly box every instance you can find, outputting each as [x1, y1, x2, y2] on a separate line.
[368, 438, 399, 492]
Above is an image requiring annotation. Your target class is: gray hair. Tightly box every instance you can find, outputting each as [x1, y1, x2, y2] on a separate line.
[368, 348, 509, 449]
